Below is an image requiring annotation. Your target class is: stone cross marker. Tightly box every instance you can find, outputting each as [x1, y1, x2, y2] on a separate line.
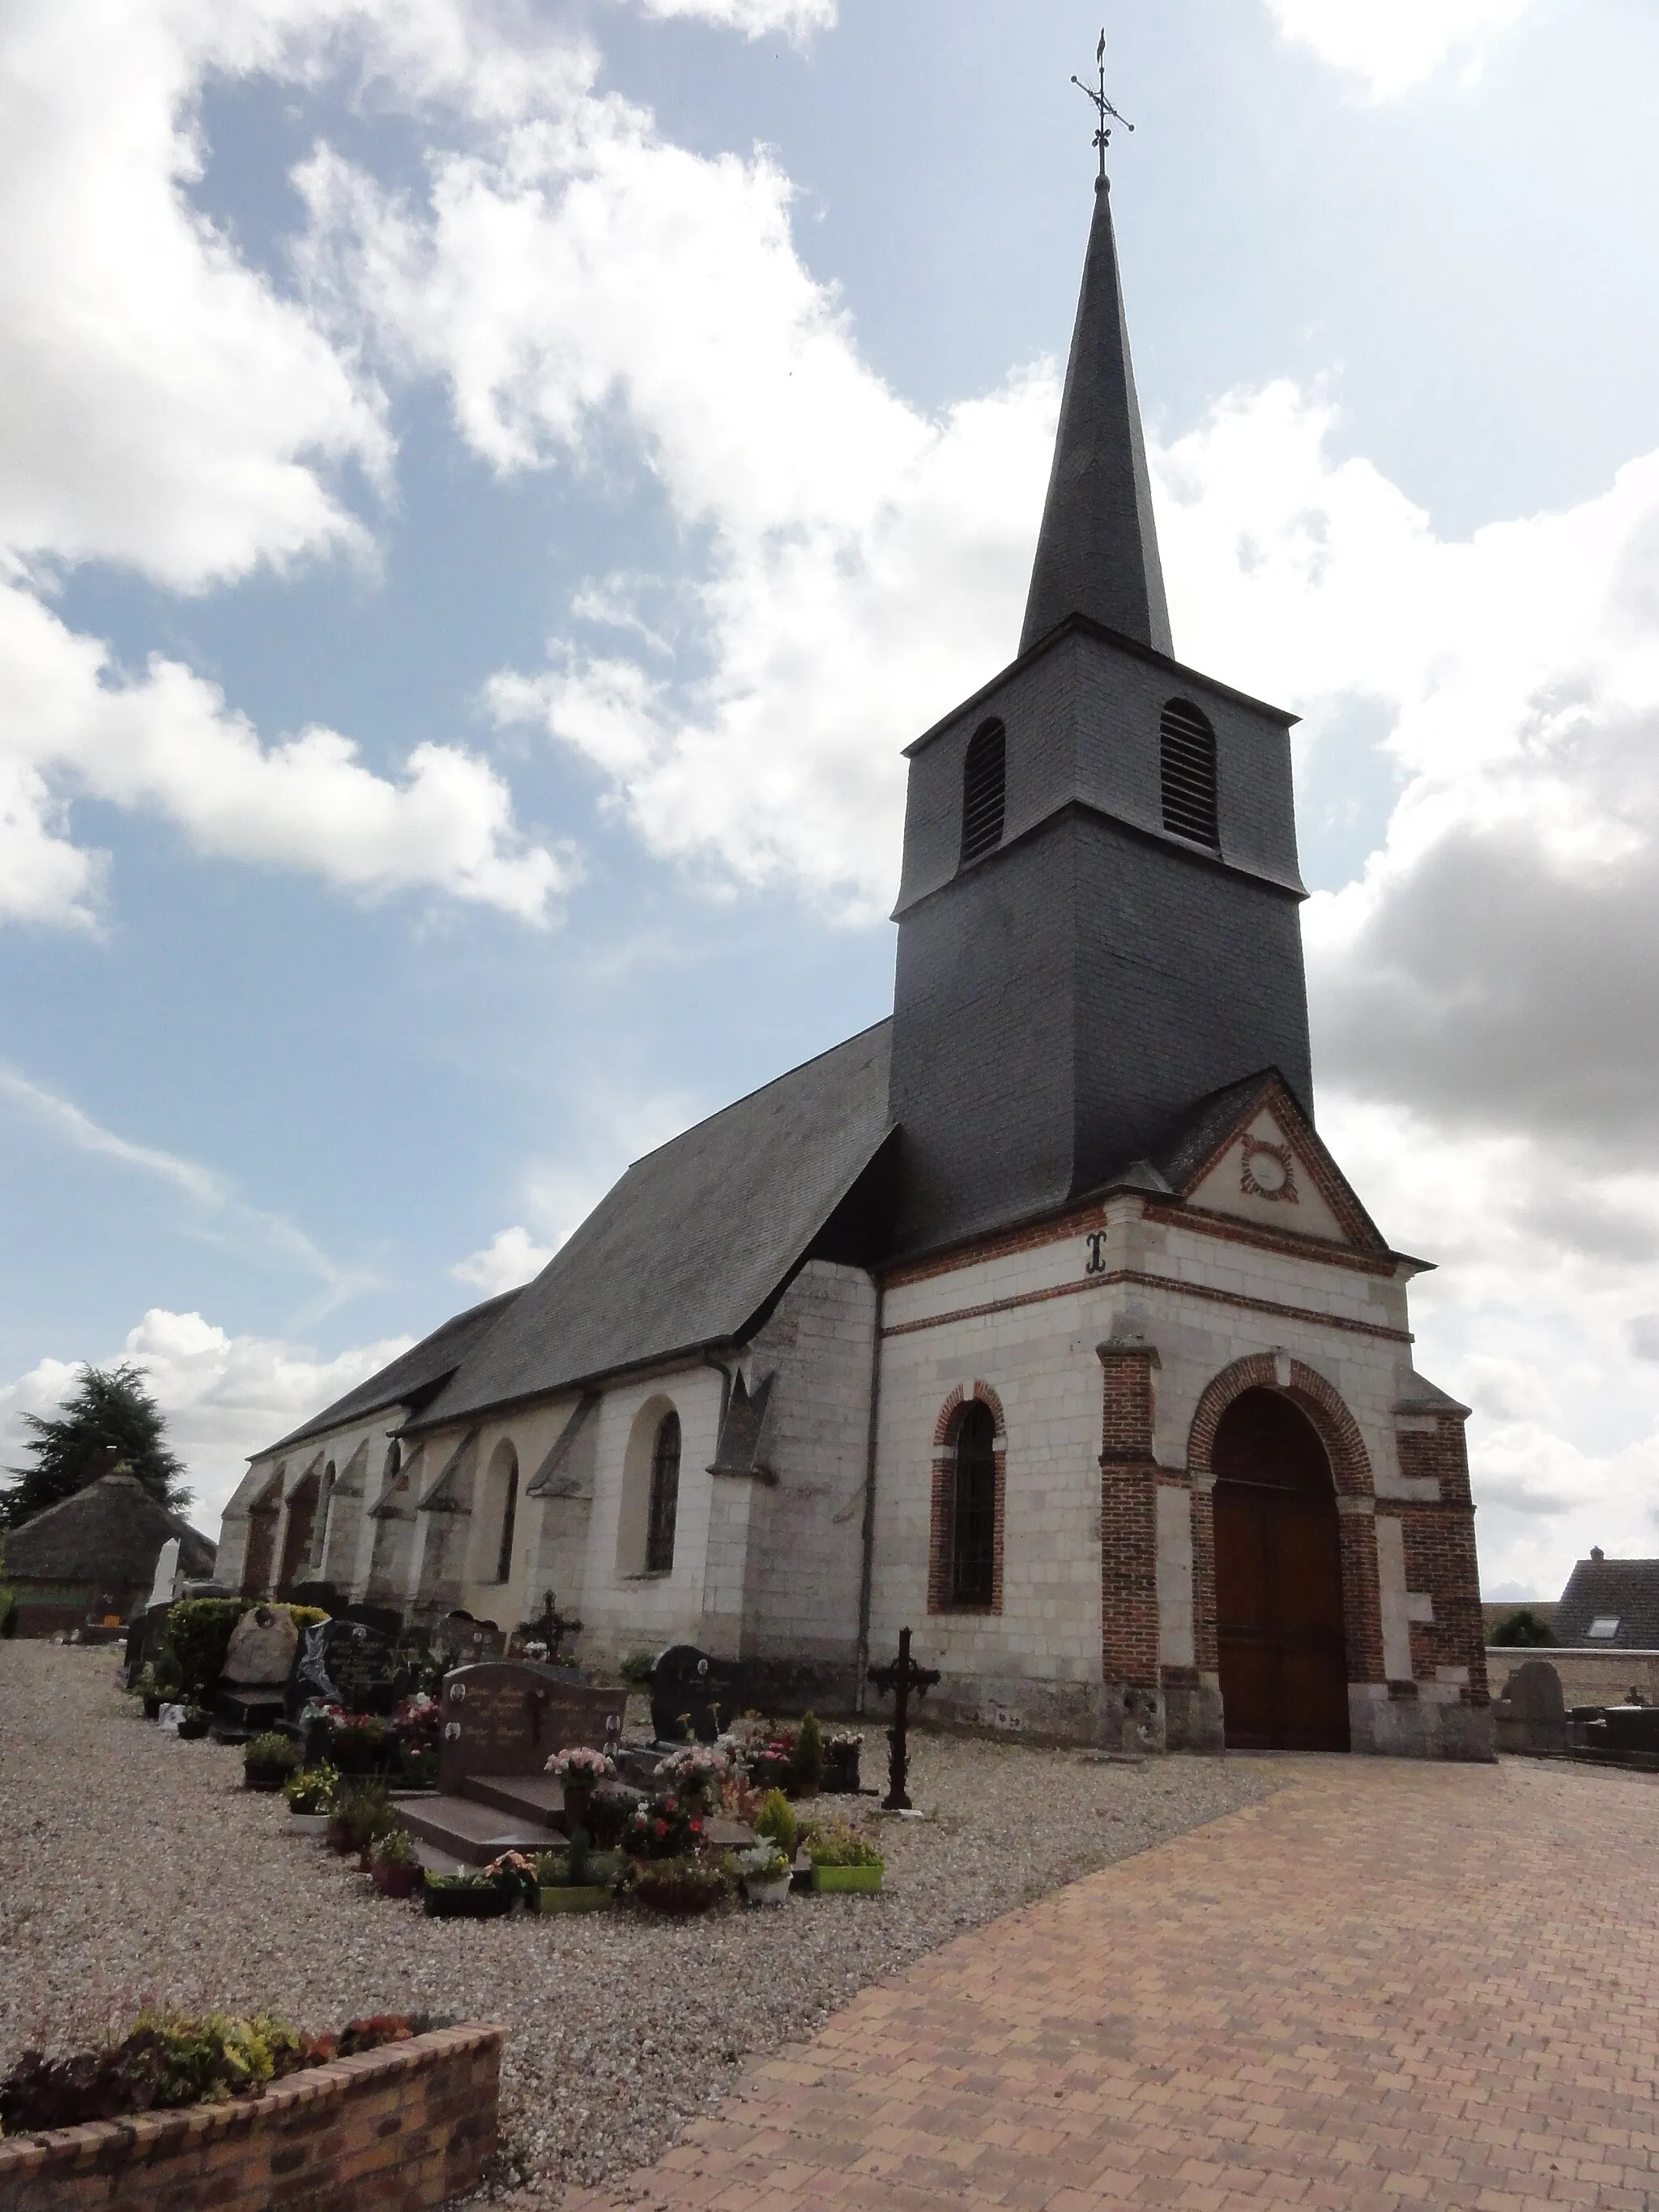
[437, 1660, 621, 1791]
[866, 1627, 940, 1812]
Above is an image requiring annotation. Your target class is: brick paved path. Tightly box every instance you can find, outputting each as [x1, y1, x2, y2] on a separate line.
[569, 1757, 1659, 2212]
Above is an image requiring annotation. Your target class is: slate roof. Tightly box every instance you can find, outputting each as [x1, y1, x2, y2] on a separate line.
[406, 1021, 896, 1430]
[1554, 1558, 1659, 1649]
[1021, 178, 1173, 658]
[262, 1290, 522, 1455]
[6, 1472, 215, 1587]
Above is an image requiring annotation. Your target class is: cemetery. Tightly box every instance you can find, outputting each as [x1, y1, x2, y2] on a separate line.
[0, 1626, 1273, 2205]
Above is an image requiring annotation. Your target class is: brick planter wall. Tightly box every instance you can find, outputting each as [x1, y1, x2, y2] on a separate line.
[0, 2022, 502, 2212]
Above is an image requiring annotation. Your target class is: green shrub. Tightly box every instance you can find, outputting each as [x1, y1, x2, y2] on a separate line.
[284, 1764, 339, 1814]
[1489, 1608, 1558, 1647]
[335, 1780, 394, 1852]
[754, 1788, 797, 1862]
[791, 1711, 825, 1792]
[619, 1649, 656, 1686]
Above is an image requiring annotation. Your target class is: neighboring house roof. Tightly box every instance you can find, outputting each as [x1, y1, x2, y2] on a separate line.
[1554, 1558, 1659, 1649]
[407, 1021, 897, 1431]
[6, 1472, 215, 1587]
[261, 1289, 522, 1455]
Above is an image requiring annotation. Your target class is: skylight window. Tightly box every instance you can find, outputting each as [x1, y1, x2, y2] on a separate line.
[1588, 1616, 1621, 1639]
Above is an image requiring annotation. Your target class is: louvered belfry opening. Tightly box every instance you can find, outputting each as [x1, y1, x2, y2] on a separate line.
[959, 718, 1007, 865]
[1159, 697, 1219, 848]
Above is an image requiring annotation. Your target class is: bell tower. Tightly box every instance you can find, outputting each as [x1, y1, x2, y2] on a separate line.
[887, 132, 1314, 1258]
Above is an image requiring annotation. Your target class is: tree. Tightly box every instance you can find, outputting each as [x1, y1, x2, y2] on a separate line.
[1488, 1607, 1558, 1648]
[0, 1363, 190, 1528]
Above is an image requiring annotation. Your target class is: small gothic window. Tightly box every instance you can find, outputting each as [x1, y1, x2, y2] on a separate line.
[951, 1402, 998, 1606]
[496, 1460, 519, 1583]
[646, 1411, 681, 1574]
[1159, 697, 1218, 847]
[960, 718, 1007, 864]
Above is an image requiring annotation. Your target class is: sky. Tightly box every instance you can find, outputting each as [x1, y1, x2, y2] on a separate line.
[3, 0, 1658, 1600]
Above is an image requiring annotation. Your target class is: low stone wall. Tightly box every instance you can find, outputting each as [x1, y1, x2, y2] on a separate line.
[1489, 1646, 1659, 1711]
[0, 2022, 502, 2212]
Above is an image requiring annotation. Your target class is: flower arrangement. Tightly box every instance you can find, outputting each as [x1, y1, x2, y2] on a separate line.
[655, 1745, 727, 1801]
[824, 1728, 864, 1792]
[284, 1764, 339, 1815]
[483, 1851, 541, 1900]
[390, 1693, 439, 1743]
[744, 1729, 797, 1794]
[736, 1841, 791, 1881]
[322, 1707, 390, 1775]
[544, 1745, 616, 1783]
[624, 1790, 705, 1861]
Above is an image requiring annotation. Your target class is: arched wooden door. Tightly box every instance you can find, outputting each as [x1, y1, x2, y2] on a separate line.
[1213, 1388, 1350, 1751]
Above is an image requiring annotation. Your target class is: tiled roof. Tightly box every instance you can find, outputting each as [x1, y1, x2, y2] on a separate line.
[1554, 1558, 1659, 1648]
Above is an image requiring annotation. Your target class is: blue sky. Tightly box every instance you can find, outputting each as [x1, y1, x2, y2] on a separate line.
[4, 0, 1659, 1598]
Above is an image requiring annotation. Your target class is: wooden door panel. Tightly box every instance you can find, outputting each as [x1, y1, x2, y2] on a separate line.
[1214, 1499, 1269, 1630]
[1215, 1473, 1350, 1753]
[1272, 1510, 1346, 1639]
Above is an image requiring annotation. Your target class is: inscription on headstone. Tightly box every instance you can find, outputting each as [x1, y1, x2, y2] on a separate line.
[650, 1644, 742, 1745]
[437, 1660, 621, 1790]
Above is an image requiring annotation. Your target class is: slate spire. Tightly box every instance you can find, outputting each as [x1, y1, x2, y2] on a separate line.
[1019, 176, 1174, 658]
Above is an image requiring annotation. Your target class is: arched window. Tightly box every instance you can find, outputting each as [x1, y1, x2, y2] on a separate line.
[951, 1402, 998, 1607]
[495, 1456, 519, 1583]
[1159, 697, 1218, 847]
[959, 718, 1007, 864]
[646, 1411, 681, 1574]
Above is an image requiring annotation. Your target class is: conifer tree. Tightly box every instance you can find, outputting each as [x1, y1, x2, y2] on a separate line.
[0, 1363, 190, 1528]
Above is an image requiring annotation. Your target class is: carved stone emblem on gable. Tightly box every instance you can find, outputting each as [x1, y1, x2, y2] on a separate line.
[1239, 1136, 1298, 1204]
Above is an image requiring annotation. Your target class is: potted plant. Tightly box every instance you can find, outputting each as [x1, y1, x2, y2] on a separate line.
[284, 1764, 338, 1835]
[483, 1852, 540, 1916]
[176, 1705, 211, 1741]
[422, 1869, 510, 1920]
[368, 1830, 421, 1900]
[389, 1694, 440, 1788]
[544, 1745, 616, 1838]
[323, 1709, 390, 1776]
[746, 1729, 796, 1796]
[534, 1847, 611, 1915]
[243, 1733, 301, 1792]
[736, 1841, 792, 1906]
[326, 1779, 394, 1860]
[807, 1816, 885, 1894]
[622, 1788, 706, 1863]
[629, 1853, 731, 1916]
[654, 1744, 728, 1812]
[753, 1788, 798, 1863]
[824, 1729, 864, 1794]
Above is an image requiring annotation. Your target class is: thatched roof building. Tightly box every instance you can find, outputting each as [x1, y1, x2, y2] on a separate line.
[4, 1472, 215, 1637]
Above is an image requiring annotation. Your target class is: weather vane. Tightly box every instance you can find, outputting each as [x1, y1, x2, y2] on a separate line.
[1073, 28, 1134, 181]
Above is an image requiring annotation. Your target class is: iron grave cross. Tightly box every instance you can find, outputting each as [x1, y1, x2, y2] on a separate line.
[1073, 28, 1135, 181]
[867, 1626, 941, 1812]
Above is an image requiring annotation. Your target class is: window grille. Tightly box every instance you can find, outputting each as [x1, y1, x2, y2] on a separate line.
[960, 718, 1007, 864]
[496, 1460, 519, 1583]
[1159, 697, 1219, 847]
[951, 1401, 998, 1606]
[646, 1411, 681, 1574]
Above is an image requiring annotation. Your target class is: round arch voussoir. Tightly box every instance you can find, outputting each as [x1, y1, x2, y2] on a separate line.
[1187, 1353, 1373, 1498]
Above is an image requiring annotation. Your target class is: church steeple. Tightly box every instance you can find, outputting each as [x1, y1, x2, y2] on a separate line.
[1019, 173, 1173, 658]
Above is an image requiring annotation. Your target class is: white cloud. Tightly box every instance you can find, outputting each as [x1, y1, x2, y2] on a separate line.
[296, 83, 1052, 918]
[621, 0, 835, 38]
[450, 1225, 555, 1295]
[1263, 0, 1539, 97]
[0, 584, 573, 927]
[0, 1308, 412, 1538]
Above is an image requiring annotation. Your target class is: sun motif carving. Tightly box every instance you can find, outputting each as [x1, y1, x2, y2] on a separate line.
[1240, 1136, 1298, 1203]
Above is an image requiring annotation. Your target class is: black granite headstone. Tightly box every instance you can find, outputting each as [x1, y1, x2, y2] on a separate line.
[284, 1616, 403, 1718]
[650, 1644, 742, 1745]
[437, 1660, 622, 1790]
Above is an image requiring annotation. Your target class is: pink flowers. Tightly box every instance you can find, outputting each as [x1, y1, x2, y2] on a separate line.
[545, 1745, 616, 1781]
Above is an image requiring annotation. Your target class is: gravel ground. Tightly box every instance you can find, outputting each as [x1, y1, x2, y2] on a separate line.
[0, 1643, 1277, 2204]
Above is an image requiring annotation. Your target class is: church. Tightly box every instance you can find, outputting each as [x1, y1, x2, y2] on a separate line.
[216, 148, 1492, 1761]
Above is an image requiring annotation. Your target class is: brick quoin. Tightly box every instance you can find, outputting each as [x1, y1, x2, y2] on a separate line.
[1098, 1338, 1161, 1692]
[1399, 1411, 1491, 1707]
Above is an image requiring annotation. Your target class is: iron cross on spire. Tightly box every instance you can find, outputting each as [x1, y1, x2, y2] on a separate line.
[1072, 28, 1134, 181]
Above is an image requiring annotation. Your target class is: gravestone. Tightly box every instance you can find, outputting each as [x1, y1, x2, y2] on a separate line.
[146, 1539, 181, 1613]
[437, 1660, 621, 1791]
[1494, 1659, 1566, 1756]
[216, 1604, 300, 1731]
[650, 1644, 743, 1745]
[286, 1616, 403, 1718]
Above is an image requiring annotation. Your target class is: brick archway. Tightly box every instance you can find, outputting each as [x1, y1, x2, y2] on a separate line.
[1184, 1354, 1384, 1715]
